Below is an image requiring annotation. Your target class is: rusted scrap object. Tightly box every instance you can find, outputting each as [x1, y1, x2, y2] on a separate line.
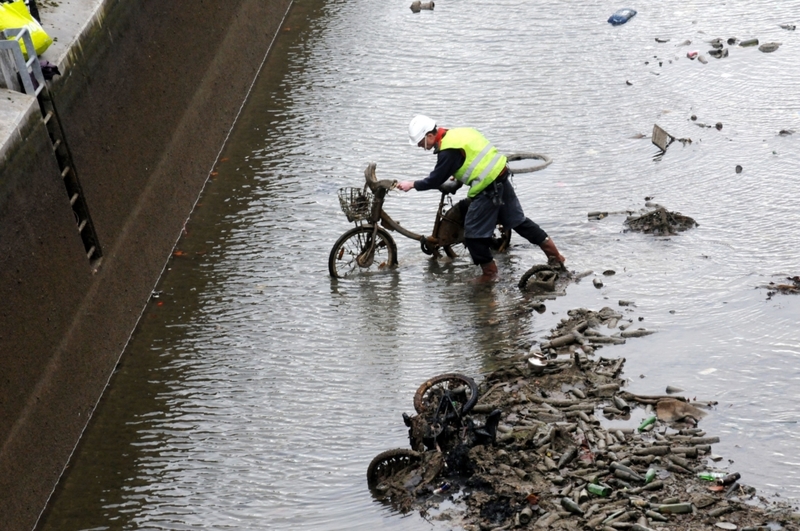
[410, 1, 434, 12]
[652, 124, 674, 151]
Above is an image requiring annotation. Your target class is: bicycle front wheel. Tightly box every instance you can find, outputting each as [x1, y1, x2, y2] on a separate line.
[328, 226, 397, 279]
[413, 373, 479, 415]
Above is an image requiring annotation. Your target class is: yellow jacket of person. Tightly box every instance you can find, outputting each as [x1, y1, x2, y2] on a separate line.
[439, 128, 507, 198]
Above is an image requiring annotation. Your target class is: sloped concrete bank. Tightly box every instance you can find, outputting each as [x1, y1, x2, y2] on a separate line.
[0, 1, 292, 529]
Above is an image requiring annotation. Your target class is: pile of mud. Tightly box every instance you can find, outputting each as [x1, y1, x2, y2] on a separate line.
[624, 206, 698, 236]
[369, 307, 800, 530]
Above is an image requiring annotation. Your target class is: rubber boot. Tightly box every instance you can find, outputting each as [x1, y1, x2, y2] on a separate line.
[471, 261, 498, 284]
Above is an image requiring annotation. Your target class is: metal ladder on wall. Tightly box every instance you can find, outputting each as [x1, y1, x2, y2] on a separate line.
[0, 27, 102, 265]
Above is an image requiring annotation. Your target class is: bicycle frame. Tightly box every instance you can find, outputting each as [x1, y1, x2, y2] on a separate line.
[363, 162, 464, 254]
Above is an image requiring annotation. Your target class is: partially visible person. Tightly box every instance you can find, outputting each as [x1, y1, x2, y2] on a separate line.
[397, 115, 565, 282]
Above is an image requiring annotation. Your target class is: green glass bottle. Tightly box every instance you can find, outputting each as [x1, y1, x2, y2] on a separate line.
[637, 414, 657, 432]
[697, 471, 726, 481]
[586, 483, 612, 497]
[645, 468, 657, 484]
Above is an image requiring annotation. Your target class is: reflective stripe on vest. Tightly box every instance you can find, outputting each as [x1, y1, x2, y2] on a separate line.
[439, 128, 507, 198]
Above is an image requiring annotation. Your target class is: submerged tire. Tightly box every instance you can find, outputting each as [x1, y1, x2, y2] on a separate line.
[328, 226, 397, 279]
[413, 373, 479, 415]
[367, 448, 421, 489]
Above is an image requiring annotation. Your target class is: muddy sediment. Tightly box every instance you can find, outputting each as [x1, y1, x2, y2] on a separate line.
[624, 206, 697, 235]
[370, 306, 800, 530]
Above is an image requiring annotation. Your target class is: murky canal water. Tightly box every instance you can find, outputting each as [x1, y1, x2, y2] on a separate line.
[39, 0, 800, 529]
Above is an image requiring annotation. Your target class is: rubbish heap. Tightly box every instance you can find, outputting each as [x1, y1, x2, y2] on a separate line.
[369, 307, 800, 530]
[623, 205, 697, 236]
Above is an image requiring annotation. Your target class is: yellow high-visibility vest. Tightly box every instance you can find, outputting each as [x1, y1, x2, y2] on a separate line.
[439, 128, 507, 198]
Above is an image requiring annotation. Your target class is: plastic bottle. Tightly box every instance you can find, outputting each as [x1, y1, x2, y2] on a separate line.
[433, 482, 450, 495]
[607, 8, 637, 26]
[637, 414, 657, 432]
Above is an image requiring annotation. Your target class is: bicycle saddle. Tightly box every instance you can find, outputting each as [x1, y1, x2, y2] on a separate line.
[438, 179, 463, 195]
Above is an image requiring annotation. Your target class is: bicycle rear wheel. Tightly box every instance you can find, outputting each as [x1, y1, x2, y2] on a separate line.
[328, 226, 397, 279]
[413, 373, 479, 415]
[367, 448, 421, 489]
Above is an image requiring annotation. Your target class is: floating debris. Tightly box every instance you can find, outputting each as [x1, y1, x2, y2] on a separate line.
[652, 124, 692, 151]
[409, 0, 434, 12]
[758, 42, 781, 53]
[763, 276, 800, 299]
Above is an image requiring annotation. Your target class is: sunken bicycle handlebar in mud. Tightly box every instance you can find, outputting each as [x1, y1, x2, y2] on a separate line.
[328, 162, 512, 279]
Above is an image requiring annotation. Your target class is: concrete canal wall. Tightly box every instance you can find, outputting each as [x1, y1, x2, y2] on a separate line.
[0, 1, 292, 529]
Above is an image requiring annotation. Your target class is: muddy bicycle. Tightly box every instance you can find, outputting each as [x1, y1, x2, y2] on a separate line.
[367, 373, 501, 490]
[328, 163, 513, 279]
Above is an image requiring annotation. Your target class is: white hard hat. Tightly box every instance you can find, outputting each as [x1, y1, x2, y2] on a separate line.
[408, 115, 437, 145]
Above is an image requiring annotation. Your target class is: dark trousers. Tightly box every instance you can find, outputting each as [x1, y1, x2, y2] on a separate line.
[463, 179, 547, 265]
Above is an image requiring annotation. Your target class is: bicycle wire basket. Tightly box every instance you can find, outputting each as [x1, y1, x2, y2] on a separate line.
[337, 186, 374, 222]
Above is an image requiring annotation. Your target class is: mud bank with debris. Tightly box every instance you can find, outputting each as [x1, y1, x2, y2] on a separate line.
[370, 304, 800, 531]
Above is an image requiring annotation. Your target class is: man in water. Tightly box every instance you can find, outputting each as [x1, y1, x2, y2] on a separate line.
[397, 115, 565, 282]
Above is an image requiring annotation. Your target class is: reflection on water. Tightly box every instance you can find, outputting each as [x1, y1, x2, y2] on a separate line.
[40, 0, 800, 529]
